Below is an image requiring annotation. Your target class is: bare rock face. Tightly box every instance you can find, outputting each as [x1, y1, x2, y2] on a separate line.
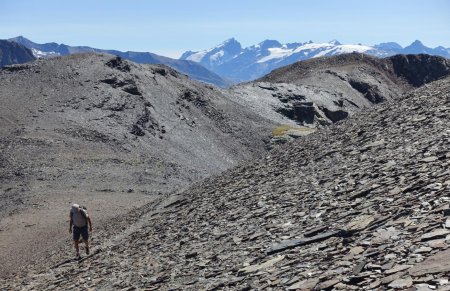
[390, 54, 450, 87]
[320, 107, 349, 123]
[348, 78, 385, 103]
[0, 40, 35, 67]
[2, 64, 450, 290]
[276, 101, 315, 124]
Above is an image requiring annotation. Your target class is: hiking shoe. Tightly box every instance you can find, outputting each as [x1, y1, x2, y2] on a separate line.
[86, 247, 90, 255]
[75, 253, 81, 260]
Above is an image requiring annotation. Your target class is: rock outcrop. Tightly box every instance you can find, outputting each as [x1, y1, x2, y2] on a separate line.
[390, 54, 450, 87]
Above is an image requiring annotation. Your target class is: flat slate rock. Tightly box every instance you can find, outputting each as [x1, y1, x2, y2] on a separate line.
[409, 249, 450, 276]
[266, 230, 343, 255]
[388, 276, 413, 289]
[238, 255, 285, 275]
[420, 229, 450, 241]
[345, 215, 375, 232]
[287, 277, 320, 290]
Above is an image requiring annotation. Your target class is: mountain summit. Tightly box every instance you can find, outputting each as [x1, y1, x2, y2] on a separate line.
[404, 40, 428, 53]
[180, 37, 242, 68]
[328, 39, 342, 45]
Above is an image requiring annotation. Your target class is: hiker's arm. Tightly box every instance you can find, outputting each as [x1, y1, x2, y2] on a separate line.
[69, 214, 73, 233]
[87, 217, 92, 232]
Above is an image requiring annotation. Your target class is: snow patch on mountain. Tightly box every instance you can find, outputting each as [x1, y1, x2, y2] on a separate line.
[31, 48, 59, 58]
[256, 43, 373, 63]
[210, 50, 224, 61]
[185, 51, 208, 62]
[257, 47, 293, 63]
[313, 44, 373, 57]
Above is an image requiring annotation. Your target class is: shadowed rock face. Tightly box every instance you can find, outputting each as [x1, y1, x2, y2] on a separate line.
[321, 107, 349, 122]
[3, 68, 449, 289]
[390, 54, 450, 87]
[0, 40, 35, 67]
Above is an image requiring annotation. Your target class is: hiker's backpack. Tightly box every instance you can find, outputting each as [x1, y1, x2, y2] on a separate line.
[79, 206, 88, 221]
[71, 206, 88, 222]
[77, 206, 89, 242]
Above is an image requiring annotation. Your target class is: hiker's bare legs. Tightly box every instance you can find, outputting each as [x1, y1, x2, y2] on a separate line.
[74, 240, 80, 255]
[84, 240, 89, 253]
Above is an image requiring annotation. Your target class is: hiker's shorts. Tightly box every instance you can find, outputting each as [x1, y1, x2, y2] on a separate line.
[73, 226, 89, 241]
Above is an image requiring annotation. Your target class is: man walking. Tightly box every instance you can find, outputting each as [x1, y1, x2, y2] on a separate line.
[69, 204, 92, 260]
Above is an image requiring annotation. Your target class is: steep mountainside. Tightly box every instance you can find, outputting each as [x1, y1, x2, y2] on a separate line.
[0, 53, 274, 274]
[227, 54, 450, 145]
[181, 38, 450, 82]
[8, 36, 230, 87]
[3, 66, 449, 290]
[0, 40, 35, 67]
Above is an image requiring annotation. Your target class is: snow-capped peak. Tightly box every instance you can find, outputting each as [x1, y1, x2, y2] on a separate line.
[179, 38, 450, 83]
[328, 39, 342, 45]
[258, 39, 282, 49]
[180, 38, 242, 67]
[219, 37, 239, 46]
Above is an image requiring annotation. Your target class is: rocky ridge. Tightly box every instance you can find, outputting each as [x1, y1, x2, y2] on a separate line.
[2, 69, 450, 289]
[259, 54, 450, 87]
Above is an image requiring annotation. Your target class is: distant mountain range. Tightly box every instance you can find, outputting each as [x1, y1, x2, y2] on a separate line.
[181, 38, 450, 82]
[5, 36, 450, 86]
[7, 36, 230, 87]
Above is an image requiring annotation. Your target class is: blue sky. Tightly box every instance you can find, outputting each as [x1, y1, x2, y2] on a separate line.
[1, 0, 449, 58]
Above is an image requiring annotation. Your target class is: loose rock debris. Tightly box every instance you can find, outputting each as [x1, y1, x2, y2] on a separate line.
[1, 63, 450, 290]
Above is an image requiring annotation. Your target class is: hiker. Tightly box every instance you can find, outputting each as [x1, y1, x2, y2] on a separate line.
[69, 203, 92, 259]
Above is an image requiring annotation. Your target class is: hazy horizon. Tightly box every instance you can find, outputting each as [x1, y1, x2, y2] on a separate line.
[1, 0, 449, 58]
